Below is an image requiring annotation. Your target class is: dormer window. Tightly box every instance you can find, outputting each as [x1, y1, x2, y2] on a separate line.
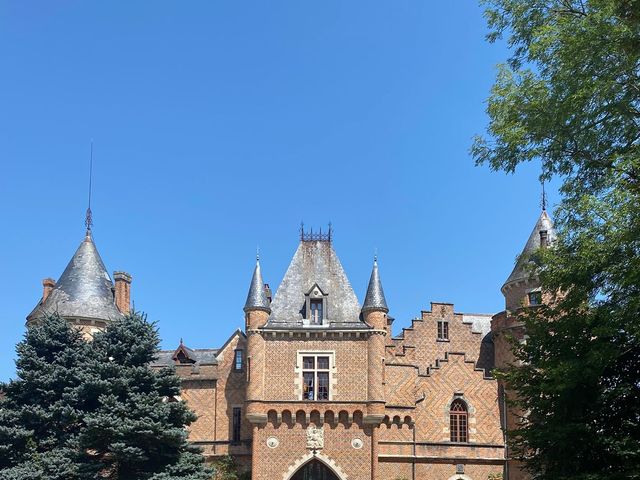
[539, 230, 549, 248]
[310, 299, 323, 325]
[304, 284, 327, 326]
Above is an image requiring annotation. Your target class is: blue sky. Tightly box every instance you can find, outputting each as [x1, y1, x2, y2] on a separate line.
[0, 1, 556, 380]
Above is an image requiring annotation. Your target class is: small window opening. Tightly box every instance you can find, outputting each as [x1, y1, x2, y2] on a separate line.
[232, 407, 242, 443]
[437, 320, 449, 340]
[234, 349, 243, 371]
[528, 291, 542, 306]
[540, 230, 549, 248]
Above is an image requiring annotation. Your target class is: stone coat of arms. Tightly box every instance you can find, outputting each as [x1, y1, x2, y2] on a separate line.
[306, 426, 324, 450]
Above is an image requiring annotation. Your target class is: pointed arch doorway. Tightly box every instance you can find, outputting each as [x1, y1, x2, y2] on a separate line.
[290, 459, 340, 480]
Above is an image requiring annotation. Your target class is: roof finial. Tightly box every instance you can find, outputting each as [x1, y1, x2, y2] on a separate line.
[256, 244, 260, 262]
[541, 180, 547, 211]
[374, 248, 378, 263]
[85, 140, 94, 235]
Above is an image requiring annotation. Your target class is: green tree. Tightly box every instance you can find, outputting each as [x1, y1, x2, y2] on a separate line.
[473, 1, 640, 479]
[0, 314, 88, 480]
[0, 313, 212, 480]
[210, 455, 250, 480]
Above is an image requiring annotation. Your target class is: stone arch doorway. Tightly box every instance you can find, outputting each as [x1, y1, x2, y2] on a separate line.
[290, 459, 340, 480]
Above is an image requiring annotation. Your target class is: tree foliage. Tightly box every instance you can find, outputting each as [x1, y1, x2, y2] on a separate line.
[0, 313, 212, 480]
[474, 1, 640, 479]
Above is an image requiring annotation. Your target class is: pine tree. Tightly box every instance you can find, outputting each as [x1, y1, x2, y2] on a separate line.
[79, 313, 211, 480]
[0, 314, 88, 479]
[0, 313, 212, 480]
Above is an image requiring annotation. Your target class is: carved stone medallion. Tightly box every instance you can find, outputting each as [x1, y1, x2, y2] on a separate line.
[351, 438, 363, 449]
[306, 426, 324, 450]
[266, 437, 279, 449]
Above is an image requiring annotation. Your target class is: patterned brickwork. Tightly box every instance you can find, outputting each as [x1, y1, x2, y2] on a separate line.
[252, 419, 373, 480]
[378, 460, 503, 480]
[261, 335, 369, 401]
[415, 353, 502, 445]
[386, 303, 493, 378]
[156, 299, 509, 479]
[492, 310, 530, 480]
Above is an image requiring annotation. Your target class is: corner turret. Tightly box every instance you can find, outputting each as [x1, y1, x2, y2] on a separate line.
[362, 257, 388, 426]
[501, 209, 556, 311]
[243, 256, 271, 316]
[244, 255, 270, 425]
[362, 257, 389, 314]
[27, 231, 130, 336]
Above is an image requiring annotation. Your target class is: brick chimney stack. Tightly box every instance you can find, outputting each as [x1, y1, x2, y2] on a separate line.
[42, 278, 56, 302]
[113, 271, 132, 314]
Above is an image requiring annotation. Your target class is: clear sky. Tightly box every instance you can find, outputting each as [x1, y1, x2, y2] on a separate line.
[0, 1, 556, 380]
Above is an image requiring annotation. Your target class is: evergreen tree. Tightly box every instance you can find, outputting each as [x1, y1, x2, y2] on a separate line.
[473, 1, 640, 478]
[0, 314, 88, 479]
[0, 313, 212, 480]
[79, 313, 211, 480]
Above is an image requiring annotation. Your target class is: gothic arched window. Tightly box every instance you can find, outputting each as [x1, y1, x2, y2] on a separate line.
[450, 399, 468, 443]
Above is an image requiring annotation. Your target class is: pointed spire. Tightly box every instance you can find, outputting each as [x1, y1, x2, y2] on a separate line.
[503, 209, 557, 288]
[85, 140, 94, 235]
[243, 257, 271, 313]
[362, 256, 388, 313]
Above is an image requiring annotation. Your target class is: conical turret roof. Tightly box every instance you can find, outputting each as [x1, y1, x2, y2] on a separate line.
[503, 210, 557, 288]
[243, 257, 271, 313]
[362, 258, 388, 313]
[27, 232, 123, 323]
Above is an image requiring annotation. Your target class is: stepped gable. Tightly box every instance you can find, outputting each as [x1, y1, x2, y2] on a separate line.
[265, 239, 366, 329]
[385, 303, 494, 376]
[27, 232, 123, 323]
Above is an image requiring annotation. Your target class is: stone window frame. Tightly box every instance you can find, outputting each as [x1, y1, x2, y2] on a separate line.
[449, 399, 469, 443]
[443, 394, 477, 443]
[294, 350, 337, 401]
[437, 319, 450, 341]
[303, 284, 328, 327]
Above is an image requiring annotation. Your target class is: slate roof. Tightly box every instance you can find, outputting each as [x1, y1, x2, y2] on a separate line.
[244, 258, 271, 313]
[152, 347, 219, 368]
[27, 232, 123, 323]
[265, 240, 366, 329]
[362, 258, 388, 313]
[504, 210, 557, 288]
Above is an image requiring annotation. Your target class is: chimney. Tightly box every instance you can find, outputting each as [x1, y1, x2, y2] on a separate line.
[42, 278, 56, 302]
[264, 283, 272, 303]
[540, 230, 549, 248]
[113, 271, 132, 314]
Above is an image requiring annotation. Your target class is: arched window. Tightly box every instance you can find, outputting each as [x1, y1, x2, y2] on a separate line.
[450, 399, 468, 443]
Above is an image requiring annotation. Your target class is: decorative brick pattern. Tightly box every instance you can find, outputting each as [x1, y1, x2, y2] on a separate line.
[155, 293, 515, 480]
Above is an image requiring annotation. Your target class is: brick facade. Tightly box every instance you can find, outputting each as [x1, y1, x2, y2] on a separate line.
[150, 235, 535, 480]
[33, 218, 553, 479]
